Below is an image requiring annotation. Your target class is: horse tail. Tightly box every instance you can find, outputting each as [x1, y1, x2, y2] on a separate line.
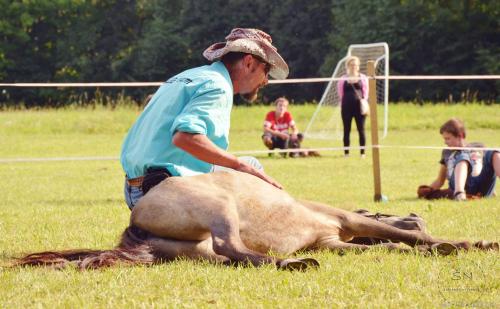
[13, 225, 156, 270]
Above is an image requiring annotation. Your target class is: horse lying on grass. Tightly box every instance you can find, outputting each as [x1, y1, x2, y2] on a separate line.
[15, 171, 498, 271]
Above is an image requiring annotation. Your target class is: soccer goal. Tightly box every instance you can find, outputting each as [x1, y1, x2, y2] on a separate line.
[304, 43, 389, 140]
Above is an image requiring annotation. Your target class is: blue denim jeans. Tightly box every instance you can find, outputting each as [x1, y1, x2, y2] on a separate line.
[466, 150, 498, 197]
[124, 179, 144, 210]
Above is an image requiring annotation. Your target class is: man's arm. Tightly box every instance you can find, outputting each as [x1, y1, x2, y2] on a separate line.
[263, 124, 288, 140]
[429, 164, 447, 190]
[172, 131, 283, 189]
[289, 117, 299, 136]
[288, 124, 299, 141]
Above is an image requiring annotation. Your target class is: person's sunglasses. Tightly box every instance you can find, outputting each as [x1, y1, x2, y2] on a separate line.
[252, 56, 271, 75]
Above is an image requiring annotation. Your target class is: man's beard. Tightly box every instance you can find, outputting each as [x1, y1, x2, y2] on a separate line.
[241, 88, 259, 102]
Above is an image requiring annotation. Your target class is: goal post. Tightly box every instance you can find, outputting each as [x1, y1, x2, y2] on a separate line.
[304, 42, 389, 140]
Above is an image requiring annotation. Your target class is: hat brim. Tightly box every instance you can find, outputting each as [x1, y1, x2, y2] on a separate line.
[203, 39, 289, 80]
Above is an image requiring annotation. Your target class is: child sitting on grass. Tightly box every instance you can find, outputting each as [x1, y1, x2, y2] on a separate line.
[418, 118, 499, 201]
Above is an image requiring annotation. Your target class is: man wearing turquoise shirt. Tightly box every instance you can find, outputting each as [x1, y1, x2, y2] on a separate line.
[121, 28, 289, 209]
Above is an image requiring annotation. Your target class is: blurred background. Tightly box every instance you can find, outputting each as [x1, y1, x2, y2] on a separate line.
[0, 0, 498, 107]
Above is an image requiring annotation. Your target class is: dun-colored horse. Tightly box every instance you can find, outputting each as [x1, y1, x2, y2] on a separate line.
[15, 172, 497, 270]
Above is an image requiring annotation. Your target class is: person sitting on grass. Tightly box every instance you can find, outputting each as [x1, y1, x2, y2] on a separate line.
[418, 118, 499, 201]
[262, 97, 302, 157]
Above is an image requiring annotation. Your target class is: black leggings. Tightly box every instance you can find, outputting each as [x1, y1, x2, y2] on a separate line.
[341, 108, 366, 155]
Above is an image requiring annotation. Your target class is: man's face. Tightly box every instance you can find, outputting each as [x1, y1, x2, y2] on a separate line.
[442, 131, 462, 147]
[275, 99, 288, 117]
[240, 56, 270, 102]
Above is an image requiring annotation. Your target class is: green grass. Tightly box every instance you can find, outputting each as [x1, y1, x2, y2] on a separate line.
[0, 103, 499, 308]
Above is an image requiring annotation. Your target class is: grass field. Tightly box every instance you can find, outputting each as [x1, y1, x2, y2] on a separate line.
[0, 103, 499, 308]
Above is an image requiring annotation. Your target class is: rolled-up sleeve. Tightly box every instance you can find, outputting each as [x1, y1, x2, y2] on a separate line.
[170, 81, 227, 136]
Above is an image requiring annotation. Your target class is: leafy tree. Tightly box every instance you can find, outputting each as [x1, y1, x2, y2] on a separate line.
[324, 0, 499, 102]
[0, 0, 142, 106]
[0, 0, 498, 106]
[179, 0, 333, 103]
[266, 0, 333, 102]
[129, 0, 188, 81]
[0, 1, 79, 105]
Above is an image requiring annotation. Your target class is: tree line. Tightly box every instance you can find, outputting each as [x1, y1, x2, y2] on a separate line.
[0, 0, 498, 107]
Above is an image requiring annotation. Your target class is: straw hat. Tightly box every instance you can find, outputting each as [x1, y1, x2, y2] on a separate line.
[203, 28, 289, 80]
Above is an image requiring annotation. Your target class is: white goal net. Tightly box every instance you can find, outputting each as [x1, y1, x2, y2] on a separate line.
[304, 43, 389, 140]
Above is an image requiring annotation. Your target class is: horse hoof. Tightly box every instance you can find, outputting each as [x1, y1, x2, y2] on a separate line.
[431, 243, 458, 256]
[474, 240, 499, 251]
[297, 258, 320, 269]
[278, 259, 307, 271]
[416, 245, 432, 256]
[278, 258, 319, 271]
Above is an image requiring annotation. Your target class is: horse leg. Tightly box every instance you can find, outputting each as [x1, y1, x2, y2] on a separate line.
[314, 237, 415, 254]
[134, 218, 315, 269]
[338, 211, 471, 251]
[208, 213, 317, 270]
[315, 237, 463, 256]
[148, 237, 231, 264]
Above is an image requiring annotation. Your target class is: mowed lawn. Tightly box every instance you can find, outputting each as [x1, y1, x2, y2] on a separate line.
[0, 103, 499, 308]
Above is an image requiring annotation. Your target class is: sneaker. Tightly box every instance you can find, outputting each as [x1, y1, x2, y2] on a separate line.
[344, 153, 350, 158]
[361, 154, 366, 159]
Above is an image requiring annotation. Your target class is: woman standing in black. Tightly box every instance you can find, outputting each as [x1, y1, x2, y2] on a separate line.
[337, 56, 369, 157]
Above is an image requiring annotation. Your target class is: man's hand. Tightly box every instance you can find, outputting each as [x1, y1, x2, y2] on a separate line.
[235, 160, 283, 189]
[263, 126, 288, 141]
[276, 132, 289, 140]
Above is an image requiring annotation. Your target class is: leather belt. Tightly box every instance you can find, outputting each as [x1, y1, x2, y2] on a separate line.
[127, 176, 144, 187]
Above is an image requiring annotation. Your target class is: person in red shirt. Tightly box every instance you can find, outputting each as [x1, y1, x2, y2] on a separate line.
[262, 97, 301, 156]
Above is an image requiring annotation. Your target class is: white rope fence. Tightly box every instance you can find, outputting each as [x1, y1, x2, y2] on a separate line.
[1, 145, 498, 164]
[0, 73, 497, 164]
[234, 145, 500, 155]
[1, 75, 499, 88]
[0, 156, 118, 163]
[270, 75, 500, 84]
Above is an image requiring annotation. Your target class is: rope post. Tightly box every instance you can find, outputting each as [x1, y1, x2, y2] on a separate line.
[367, 61, 382, 201]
